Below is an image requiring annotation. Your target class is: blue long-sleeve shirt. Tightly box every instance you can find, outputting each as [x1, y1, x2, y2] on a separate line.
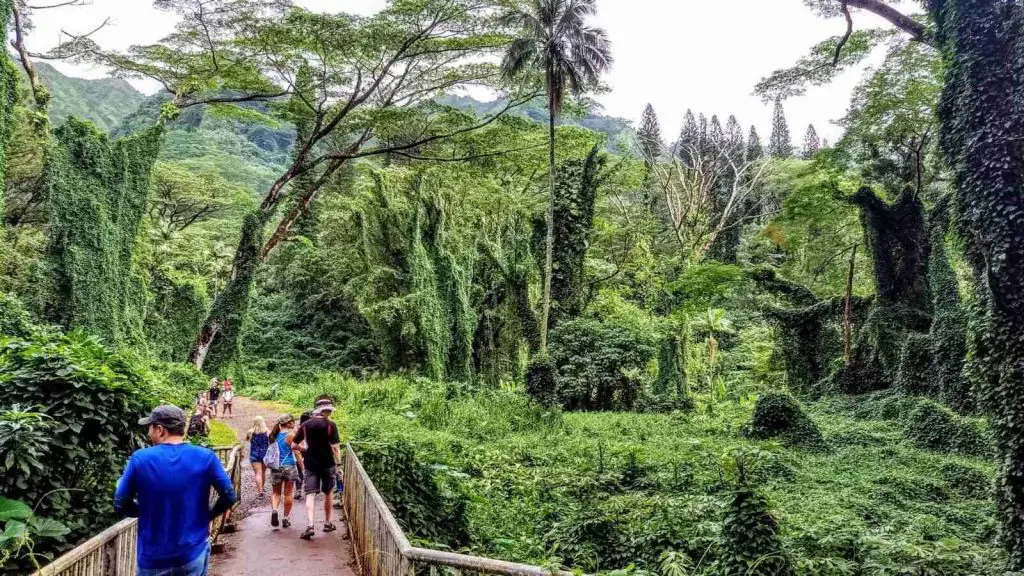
[114, 443, 237, 569]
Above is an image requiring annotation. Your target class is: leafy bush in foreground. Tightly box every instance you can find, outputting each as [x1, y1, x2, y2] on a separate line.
[0, 331, 153, 567]
[353, 440, 469, 549]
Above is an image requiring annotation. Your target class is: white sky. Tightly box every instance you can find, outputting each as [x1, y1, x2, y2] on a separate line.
[26, 0, 911, 143]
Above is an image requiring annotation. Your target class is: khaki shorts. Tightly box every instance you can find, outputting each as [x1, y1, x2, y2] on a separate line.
[271, 465, 298, 486]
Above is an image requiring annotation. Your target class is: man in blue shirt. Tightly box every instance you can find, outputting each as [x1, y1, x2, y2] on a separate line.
[114, 405, 237, 576]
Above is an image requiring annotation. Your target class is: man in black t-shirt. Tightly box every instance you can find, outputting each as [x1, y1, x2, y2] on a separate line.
[207, 379, 220, 417]
[292, 399, 340, 540]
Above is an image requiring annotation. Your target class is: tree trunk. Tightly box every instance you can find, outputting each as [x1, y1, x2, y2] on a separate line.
[189, 320, 219, 368]
[843, 244, 858, 365]
[189, 210, 271, 372]
[538, 95, 556, 355]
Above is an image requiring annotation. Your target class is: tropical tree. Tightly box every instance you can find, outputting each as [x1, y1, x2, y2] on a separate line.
[500, 0, 613, 354]
[69, 0, 533, 371]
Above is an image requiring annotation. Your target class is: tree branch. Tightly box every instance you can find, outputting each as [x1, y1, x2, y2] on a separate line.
[846, 0, 932, 46]
[834, 1, 854, 65]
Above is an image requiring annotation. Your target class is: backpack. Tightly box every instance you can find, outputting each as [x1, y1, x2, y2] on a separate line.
[263, 435, 281, 470]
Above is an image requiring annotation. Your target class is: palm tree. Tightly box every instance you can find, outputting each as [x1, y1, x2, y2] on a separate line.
[500, 0, 612, 355]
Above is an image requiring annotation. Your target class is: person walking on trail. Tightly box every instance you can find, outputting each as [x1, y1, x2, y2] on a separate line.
[246, 416, 270, 498]
[292, 398, 341, 540]
[207, 378, 220, 417]
[114, 405, 237, 576]
[268, 414, 301, 529]
[222, 380, 235, 418]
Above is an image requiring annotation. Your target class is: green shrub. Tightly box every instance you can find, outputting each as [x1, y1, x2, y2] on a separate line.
[895, 332, 935, 395]
[714, 480, 793, 576]
[353, 441, 469, 549]
[744, 391, 825, 448]
[0, 292, 43, 338]
[0, 331, 153, 562]
[546, 318, 656, 411]
[147, 361, 208, 408]
[904, 399, 991, 456]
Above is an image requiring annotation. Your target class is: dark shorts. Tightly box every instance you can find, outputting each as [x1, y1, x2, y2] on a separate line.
[303, 466, 337, 495]
[271, 465, 299, 486]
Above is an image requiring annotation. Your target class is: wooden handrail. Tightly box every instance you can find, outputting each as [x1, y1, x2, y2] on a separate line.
[36, 518, 138, 576]
[36, 443, 242, 576]
[343, 443, 574, 576]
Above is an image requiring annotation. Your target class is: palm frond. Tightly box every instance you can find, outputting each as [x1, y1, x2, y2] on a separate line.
[501, 37, 540, 81]
[556, 0, 597, 35]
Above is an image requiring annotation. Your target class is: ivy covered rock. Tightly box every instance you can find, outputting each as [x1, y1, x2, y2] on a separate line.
[904, 398, 991, 457]
[525, 353, 556, 406]
[745, 391, 825, 448]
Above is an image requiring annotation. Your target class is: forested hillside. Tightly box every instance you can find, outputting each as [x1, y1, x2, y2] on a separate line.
[2, 0, 1023, 575]
[34, 62, 145, 132]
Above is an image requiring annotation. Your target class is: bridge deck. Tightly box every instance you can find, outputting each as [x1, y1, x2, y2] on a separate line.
[210, 397, 358, 576]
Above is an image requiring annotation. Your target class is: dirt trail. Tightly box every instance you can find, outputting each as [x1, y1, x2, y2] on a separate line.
[209, 397, 358, 576]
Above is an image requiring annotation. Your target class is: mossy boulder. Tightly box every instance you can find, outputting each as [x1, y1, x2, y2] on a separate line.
[904, 398, 991, 457]
[939, 461, 992, 500]
[744, 391, 825, 448]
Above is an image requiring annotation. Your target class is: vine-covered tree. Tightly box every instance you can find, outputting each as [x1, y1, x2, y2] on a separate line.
[769, 99, 793, 158]
[500, 0, 613, 356]
[928, 0, 1024, 566]
[79, 0, 535, 371]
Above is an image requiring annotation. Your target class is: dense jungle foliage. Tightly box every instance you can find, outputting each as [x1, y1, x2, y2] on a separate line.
[1, 0, 1024, 574]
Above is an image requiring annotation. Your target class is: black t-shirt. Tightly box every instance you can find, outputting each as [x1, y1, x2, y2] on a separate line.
[293, 417, 339, 472]
[208, 386, 220, 401]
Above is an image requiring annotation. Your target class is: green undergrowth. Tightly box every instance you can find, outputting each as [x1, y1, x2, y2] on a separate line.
[244, 374, 1001, 574]
[207, 420, 237, 447]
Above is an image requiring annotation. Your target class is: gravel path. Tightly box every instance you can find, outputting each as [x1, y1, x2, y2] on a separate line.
[216, 397, 278, 519]
[209, 397, 358, 576]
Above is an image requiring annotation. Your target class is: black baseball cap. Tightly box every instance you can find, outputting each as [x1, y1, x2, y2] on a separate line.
[138, 405, 186, 428]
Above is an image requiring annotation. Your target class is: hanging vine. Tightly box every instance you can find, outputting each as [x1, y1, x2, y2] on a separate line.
[353, 170, 480, 382]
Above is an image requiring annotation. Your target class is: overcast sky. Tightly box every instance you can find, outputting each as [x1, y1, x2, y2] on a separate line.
[26, 0, 908, 143]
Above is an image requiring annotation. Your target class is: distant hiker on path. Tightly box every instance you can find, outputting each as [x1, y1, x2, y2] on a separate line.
[208, 379, 221, 417]
[246, 416, 270, 498]
[268, 414, 300, 529]
[114, 405, 237, 576]
[222, 380, 235, 418]
[293, 398, 341, 540]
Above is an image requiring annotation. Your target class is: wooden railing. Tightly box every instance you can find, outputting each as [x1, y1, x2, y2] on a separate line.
[343, 444, 570, 576]
[210, 444, 243, 549]
[36, 444, 242, 576]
